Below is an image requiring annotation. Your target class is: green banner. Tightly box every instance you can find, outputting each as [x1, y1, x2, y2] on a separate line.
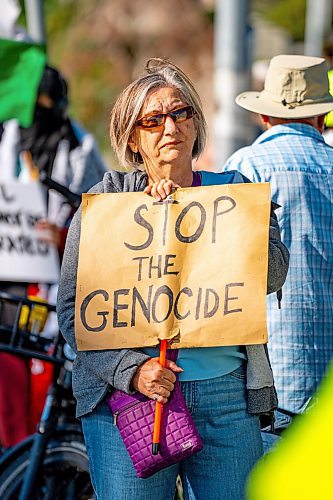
[0, 38, 46, 127]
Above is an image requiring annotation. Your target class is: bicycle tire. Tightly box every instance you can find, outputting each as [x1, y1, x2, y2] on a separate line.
[0, 437, 95, 500]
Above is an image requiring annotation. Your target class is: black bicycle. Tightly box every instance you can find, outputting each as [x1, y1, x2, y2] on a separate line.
[0, 292, 95, 500]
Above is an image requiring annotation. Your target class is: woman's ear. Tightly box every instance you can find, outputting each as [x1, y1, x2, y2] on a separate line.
[128, 132, 138, 153]
[128, 141, 138, 153]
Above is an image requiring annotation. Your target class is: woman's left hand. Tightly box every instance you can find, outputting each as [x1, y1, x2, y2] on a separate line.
[144, 179, 178, 202]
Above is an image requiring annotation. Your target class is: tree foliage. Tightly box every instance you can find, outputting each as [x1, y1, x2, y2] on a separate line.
[32, 0, 214, 159]
[254, 0, 306, 41]
[17, 0, 323, 160]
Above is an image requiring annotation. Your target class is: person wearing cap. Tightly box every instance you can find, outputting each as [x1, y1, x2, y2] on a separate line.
[223, 54, 333, 448]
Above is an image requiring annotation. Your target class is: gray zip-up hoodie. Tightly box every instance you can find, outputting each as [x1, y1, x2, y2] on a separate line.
[57, 169, 289, 418]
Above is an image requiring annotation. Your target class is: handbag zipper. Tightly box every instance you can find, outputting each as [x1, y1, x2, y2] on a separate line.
[112, 398, 151, 426]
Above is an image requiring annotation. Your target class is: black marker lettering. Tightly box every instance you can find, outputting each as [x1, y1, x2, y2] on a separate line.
[124, 204, 153, 251]
[151, 285, 173, 324]
[149, 254, 162, 279]
[212, 196, 236, 243]
[204, 288, 219, 318]
[132, 256, 149, 281]
[175, 201, 206, 243]
[195, 287, 203, 320]
[113, 289, 129, 327]
[224, 283, 244, 315]
[174, 287, 192, 320]
[0, 185, 15, 202]
[81, 289, 109, 332]
[163, 254, 179, 276]
[131, 285, 153, 326]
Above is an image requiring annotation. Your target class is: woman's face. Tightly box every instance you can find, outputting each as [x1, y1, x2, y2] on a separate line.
[130, 86, 197, 183]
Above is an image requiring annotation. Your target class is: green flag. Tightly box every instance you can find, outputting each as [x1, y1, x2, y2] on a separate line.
[0, 38, 46, 127]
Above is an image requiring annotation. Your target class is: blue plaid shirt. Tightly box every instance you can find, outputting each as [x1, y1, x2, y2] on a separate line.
[223, 123, 333, 414]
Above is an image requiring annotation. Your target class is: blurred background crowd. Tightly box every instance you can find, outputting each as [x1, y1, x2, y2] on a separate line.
[0, 1, 333, 498]
[3, 0, 333, 168]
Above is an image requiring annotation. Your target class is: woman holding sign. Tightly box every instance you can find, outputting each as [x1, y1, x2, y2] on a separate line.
[58, 59, 289, 500]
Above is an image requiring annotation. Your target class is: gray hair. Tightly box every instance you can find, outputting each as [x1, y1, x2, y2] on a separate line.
[110, 58, 207, 170]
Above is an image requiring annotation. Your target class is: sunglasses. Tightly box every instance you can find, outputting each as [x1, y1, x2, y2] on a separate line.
[135, 105, 196, 129]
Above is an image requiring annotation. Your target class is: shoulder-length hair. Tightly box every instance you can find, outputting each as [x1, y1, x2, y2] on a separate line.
[110, 58, 207, 170]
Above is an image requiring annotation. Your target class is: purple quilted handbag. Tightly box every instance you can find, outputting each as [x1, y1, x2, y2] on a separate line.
[106, 351, 203, 479]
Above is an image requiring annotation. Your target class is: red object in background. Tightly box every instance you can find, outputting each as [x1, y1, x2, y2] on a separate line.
[0, 285, 54, 448]
[0, 356, 53, 445]
[27, 283, 39, 297]
[0, 353, 30, 448]
[27, 284, 54, 433]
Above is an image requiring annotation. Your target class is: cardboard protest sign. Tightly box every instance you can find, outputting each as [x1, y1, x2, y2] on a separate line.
[0, 180, 60, 283]
[75, 183, 271, 350]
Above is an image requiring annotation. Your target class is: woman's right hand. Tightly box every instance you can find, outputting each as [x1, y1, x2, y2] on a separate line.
[144, 179, 178, 202]
[131, 357, 183, 404]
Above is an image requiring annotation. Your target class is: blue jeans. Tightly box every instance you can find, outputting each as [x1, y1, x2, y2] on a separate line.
[81, 365, 263, 500]
[261, 410, 293, 453]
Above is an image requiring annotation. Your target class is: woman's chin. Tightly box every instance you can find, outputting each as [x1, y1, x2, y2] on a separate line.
[160, 151, 191, 168]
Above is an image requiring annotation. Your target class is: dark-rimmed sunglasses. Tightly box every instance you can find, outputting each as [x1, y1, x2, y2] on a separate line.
[135, 105, 196, 129]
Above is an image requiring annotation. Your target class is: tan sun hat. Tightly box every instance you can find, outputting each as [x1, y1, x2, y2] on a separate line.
[236, 55, 333, 118]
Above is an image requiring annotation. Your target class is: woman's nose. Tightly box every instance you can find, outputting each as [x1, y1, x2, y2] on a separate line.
[164, 115, 177, 134]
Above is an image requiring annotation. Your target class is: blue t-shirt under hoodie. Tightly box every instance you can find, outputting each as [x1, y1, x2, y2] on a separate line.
[143, 170, 247, 381]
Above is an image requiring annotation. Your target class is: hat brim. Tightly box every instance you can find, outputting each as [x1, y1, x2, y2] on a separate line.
[236, 91, 333, 118]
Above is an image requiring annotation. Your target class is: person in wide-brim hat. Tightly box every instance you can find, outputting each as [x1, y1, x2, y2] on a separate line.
[236, 54, 333, 119]
[223, 53, 333, 457]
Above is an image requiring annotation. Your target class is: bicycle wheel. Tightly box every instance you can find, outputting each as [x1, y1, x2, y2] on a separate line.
[0, 437, 95, 500]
